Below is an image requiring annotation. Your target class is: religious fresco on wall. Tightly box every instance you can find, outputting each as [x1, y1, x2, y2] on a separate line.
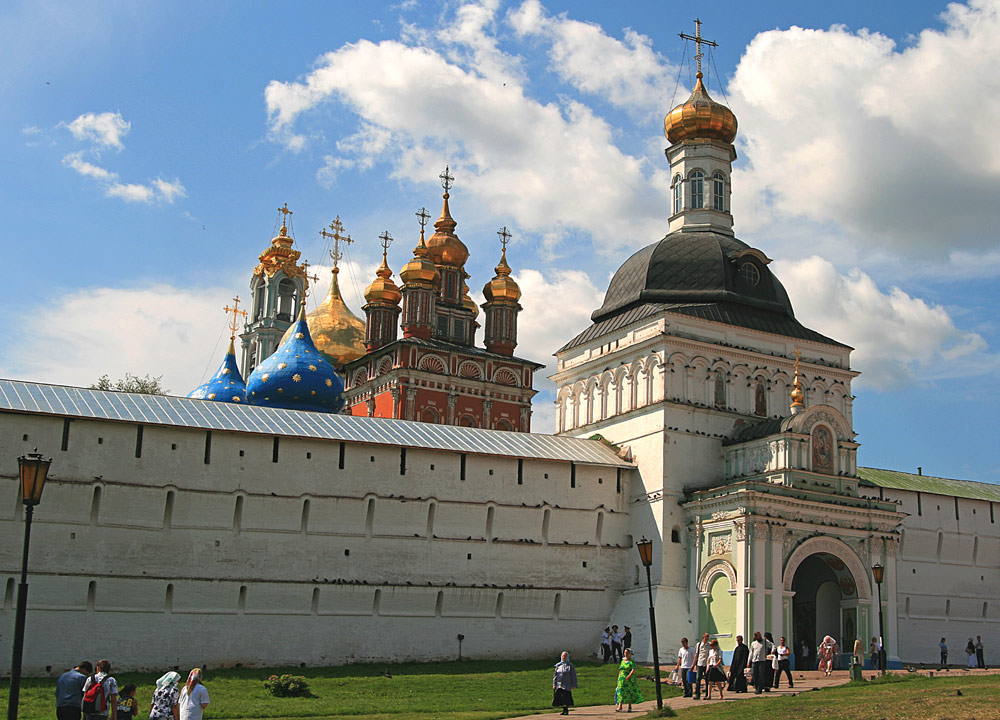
[754, 380, 767, 416]
[812, 425, 834, 474]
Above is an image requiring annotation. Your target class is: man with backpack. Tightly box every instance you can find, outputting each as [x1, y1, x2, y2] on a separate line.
[81, 659, 118, 720]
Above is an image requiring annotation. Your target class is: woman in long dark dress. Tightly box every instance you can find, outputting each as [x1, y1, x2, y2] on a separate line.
[728, 635, 749, 693]
[552, 651, 578, 716]
[705, 640, 727, 700]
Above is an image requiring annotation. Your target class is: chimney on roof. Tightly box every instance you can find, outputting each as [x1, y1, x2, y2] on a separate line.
[918, 467, 923, 475]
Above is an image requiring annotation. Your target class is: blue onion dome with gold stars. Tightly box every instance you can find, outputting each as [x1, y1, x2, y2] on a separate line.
[246, 305, 345, 413]
[188, 339, 247, 403]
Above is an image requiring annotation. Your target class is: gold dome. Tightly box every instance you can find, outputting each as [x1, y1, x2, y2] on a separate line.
[400, 237, 440, 286]
[664, 72, 738, 145]
[461, 283, 480, 319]
[281, 269, 366, 367]
[426, 192, 470, 268]
[483, 247, 521, 303]
[364, 253, 402, 306]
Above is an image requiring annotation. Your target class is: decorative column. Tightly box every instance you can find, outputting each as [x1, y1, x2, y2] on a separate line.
[482, 399, 493, 428]
[447, 394, 458, 424]
[405, 388, 418, 421]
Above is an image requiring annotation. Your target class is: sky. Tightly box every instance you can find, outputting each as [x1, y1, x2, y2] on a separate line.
[3, 0, 999, 483]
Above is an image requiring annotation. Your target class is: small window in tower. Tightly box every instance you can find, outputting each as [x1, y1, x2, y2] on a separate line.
[276, 279, 298, 321]
[690, 170, 704, 209]
[436, 315, 448, 337]
[739, 262, 760, 287]
[673, 174, 683, 214]
[453, 318, 465, 340]
[713, 173, 725, 211]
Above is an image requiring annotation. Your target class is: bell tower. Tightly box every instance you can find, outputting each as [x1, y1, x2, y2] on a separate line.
[240, 203, 306, 376]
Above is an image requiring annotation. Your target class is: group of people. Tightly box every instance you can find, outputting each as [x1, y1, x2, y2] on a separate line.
[938, 636, 988, 670]
[600, 625, 632, 664]
[552, 646, 645, 715]
[55, 660, 210, 720]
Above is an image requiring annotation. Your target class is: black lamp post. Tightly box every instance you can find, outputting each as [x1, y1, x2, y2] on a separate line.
[872, 563, 886, 675]
[635, 537, 662, 710]
[7, 450, 51, 720]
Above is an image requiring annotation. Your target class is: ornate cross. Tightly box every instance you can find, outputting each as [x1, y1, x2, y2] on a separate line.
[439, 165, 454, 193]
[416, 207, 430, 244]
[497, 226, 511, 251]
[277, 202, 293, 225]
[679, 18, 718, 77]
[379, 230, 393, 253]
[300, 260, 320, 303]
[320, 215, 352, 270]
[223, 296, 247, 338]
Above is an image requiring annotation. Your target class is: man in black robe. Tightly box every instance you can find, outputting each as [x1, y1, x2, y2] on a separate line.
[728, 635, 749, 693]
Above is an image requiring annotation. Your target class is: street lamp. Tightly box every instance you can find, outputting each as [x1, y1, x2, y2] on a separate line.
[635, 537, 663, 710]
[7, 450, 51, 720]
[872, 563, 886, 675]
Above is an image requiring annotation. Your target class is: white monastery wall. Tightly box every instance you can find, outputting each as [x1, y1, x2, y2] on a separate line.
[866, 486, 1000, 664]
[0, 411, 634, 673]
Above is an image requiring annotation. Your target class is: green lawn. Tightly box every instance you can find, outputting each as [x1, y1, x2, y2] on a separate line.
[1, 659, 681, 720]
[671, 673, 999, 720]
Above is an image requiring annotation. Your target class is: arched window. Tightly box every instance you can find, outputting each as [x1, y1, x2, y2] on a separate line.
[460, 414, 477, 428]
[713, 172, 725, 211]
[495, 418, 514, 432]
[714, 371, 726, 408]
[252, 279, 265, 321]
[754, 380, 767, 417]
[673, 174, 683, 214]
[276, 279, 298, 320]
[690, 171, 705, 209]
[421, 407, 439, 424]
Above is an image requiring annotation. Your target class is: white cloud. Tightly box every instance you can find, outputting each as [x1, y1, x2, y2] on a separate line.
[106, 182, 155, 203]
[264, 18, 667, 255]
[152, 177, 187, 203]
[509, 0, 677, 115]
[63, 151, 117, 181]
[65, 111, 130, 150]
[775, 256, 993, 388]
[731, 1, 1000, 255]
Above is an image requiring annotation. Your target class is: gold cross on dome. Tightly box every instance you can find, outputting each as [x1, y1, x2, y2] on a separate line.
[277, 202, 293, 225]
[379, 230, 393, 252]
[223, 296, 248, 339]
[679, 18, 718, 77]
[416, 207, 430, 230]
[439, 165, 454, 193]
[300, 260, 320, 303]
[320, 215, 353, 270]
[497, 226, 511, 251]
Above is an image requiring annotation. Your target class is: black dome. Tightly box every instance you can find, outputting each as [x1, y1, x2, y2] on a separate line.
[592, 231, 795, 323]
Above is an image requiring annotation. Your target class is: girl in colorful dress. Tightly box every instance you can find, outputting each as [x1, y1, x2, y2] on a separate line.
[615, 648, 644, 712]
[705, 640, 727, 699]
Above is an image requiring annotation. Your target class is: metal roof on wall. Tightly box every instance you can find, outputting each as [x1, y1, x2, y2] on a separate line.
[858, 467, 1000, 503]
[0, 379, 631, 468]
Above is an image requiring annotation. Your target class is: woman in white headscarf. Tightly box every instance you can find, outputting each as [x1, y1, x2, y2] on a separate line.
[149, 672, 181, 720]
[552, 651, 578, 716]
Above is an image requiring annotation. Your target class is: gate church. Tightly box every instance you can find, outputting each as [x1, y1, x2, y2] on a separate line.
[2, 31, 999, 674]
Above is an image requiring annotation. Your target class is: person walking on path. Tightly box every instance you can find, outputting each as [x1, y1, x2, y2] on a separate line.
[622, 626, 632, 653]
[675, 637, 694, 698]
[976, 636, 986, 669]
[178, 669, 209, 720]
[966, 638, 977, 669]
[868, 637, 880, 671]
[939, 638, 948, 670]
[818, 636, 837, 677]
[705, 640, 727, 700]
[749, 632, 769, 694]
[614, 648, 643, 712]
[601, 628, 612, 664]
[81, 660, 118, 720]
[692, 633, 710, 700]
[728, 635, 748, 693]
[552, 651, 577, 716]
[799, 640, 811, 671]
[611, 626, 623, 663]
[764, 632, 777, 688]
[773, 637, 794, 689]
[56, 661, 93, 720]
[149, 672, 181, 720]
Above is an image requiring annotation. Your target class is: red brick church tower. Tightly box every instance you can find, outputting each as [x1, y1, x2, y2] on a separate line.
[341, 168, 540, 430]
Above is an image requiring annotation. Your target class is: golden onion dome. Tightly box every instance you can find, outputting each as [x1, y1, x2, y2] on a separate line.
[280, 269, 366, 367]
[426, 192, 470, 268]
[664, 72, 738, 145]
[400, 238, 440, 286]
[364, 253, 402, 306]
[483, 247, 521, 303]
[461, 284, 480, 319]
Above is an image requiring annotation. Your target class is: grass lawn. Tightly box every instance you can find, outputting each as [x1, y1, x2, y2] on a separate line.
[671, 673, 1000, 720]
[1, 659, 681, 720]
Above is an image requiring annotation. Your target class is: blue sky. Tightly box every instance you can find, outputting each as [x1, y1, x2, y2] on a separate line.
[3, 0, 999, 482]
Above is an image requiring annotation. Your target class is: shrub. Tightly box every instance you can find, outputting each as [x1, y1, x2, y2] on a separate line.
[263, 674, 312, 697]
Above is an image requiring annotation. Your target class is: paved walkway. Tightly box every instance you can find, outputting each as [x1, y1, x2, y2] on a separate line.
[502, 666, 1000, 720]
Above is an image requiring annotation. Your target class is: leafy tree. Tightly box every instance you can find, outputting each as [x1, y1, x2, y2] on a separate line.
[91, 372, 169, 395]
